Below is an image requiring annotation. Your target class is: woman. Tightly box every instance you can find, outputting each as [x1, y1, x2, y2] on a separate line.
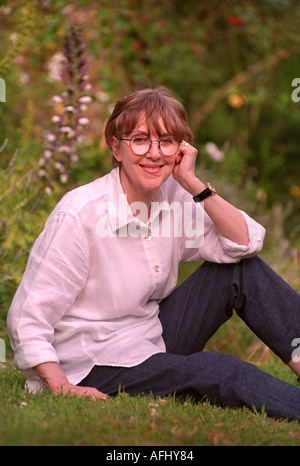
[7, 87, 300, 420]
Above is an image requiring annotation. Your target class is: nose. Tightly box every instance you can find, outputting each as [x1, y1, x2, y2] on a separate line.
[146, 140, 161, 159]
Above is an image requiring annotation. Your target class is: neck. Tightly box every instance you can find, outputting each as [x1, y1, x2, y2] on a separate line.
[118, 170, 157, 222]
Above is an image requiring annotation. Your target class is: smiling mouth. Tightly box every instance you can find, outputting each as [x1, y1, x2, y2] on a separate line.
[139, 164, 164, 173]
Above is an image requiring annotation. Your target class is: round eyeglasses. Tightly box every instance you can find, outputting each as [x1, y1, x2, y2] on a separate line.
[119, 134, 180, 156]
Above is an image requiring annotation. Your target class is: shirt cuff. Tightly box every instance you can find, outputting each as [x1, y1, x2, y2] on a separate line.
[13, 341, 59, 371]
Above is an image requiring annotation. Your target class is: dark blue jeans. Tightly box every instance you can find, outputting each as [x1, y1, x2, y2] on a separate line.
[79, 256, 300, 420]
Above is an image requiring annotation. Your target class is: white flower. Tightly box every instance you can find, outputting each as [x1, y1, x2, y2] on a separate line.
[45, 186, 53, 196]
[60, 174, 68, 183]
[44, 150, 53, 159]
[38, 169, 47, 177]
[71, 154, 79, 163]
[46, 52, 65, 82]
[64, 106, 76, 113]
[38, 158, 45, 166]
[205, 142, 224, 162]
[52, 115, 61, 123]
[58, 145, 71, 153]
[78, 96, 92, 103]
[60, 126, 73, 133]
[78, 117, 90, 125]
[54, 162, 64, 171]
[47, 133, 56, 142]
[67, 129, 76, 139]
[53, 95, 64, 103]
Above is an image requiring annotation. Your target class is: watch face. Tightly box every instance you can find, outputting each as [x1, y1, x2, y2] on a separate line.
[206, 183, 216, 194]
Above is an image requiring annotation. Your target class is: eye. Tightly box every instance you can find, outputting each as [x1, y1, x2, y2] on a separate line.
[160, 136, 175, 145]
[132, 135, 149, 145]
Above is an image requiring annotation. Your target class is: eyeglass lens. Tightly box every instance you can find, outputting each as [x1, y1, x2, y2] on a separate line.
[130, 135, 179, 156]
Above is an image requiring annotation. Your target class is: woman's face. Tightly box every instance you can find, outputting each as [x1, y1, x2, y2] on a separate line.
[112, 114, 180, 204]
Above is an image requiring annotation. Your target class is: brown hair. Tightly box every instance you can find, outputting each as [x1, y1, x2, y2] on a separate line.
[104, 87, 194, 166]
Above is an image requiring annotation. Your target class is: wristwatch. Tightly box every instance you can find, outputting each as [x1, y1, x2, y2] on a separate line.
[193, 183, 217, 202]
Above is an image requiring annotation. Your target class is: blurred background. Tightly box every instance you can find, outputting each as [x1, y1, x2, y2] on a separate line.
[0, 0, 299, 363]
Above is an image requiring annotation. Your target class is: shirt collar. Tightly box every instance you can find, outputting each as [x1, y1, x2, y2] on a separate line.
[106, 167, 171, 233]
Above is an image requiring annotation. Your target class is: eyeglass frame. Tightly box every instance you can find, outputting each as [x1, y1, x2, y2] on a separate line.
[118, 134, 181, 156]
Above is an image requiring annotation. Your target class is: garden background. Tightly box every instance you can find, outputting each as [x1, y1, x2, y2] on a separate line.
[0, 0, 300, 446]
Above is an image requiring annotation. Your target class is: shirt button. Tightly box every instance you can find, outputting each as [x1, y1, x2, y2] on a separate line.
[154, 265, 160, 272]
[145, 235, 151, 241]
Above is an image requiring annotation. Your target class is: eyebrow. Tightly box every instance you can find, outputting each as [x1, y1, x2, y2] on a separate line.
[131, 129, 171, 137]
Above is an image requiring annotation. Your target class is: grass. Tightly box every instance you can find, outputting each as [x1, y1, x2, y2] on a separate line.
[0, 362, 300, 446]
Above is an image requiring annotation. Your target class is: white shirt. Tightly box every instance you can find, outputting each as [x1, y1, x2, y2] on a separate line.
[7, 167, 266, 392]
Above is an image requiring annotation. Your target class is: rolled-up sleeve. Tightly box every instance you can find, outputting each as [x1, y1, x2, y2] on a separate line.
[180, 208, 266, 263]
[7, 212, 89, 371]
[217, 211, 266, 260]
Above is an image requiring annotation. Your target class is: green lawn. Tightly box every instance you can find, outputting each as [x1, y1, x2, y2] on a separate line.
[0, 362, 300, 447]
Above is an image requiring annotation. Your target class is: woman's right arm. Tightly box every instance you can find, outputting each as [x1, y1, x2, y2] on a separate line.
[33, 362, 107, 400]
[7, 212, 102, 397]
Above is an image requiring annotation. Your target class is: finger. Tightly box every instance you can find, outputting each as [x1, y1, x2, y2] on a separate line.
[180, 141, 198, 160]
[83, 389, 108, 401]
[180, 141, 192, 156]
[175, 153, 183, 164]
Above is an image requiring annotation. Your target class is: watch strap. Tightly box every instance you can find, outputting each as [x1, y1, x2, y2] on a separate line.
[193, 183, 216, 202]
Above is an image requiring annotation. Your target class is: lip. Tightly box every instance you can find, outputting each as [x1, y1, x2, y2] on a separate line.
[139, 164, 164, 174]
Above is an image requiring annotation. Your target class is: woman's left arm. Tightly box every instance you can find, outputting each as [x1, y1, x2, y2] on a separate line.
[172, 141, 249, 246]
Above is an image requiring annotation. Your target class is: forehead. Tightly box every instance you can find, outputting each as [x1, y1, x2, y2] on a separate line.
[132, 113, 168, 135]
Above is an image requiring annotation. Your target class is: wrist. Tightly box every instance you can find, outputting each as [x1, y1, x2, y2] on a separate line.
[183, 177, 206, 197]
[33, 362, 70, 394]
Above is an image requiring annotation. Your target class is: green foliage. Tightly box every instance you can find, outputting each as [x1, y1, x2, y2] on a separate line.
[1, 0, 300, 225]
[0, 142, 48, 310]
[93, 0, 300, 235]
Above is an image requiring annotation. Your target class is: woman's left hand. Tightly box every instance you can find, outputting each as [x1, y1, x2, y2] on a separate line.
[172, 141, 200, 194]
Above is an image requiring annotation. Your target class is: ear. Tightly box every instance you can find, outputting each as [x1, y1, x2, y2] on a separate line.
[111, 136, 122, 163]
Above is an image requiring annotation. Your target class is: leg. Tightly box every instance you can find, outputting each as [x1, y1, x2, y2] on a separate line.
[159, 256, 300, 368]
[158, 260, 235, 355]
[79, 256, 300, 420]
[79, 351, 300, 420]
[232, 257, 300, 368]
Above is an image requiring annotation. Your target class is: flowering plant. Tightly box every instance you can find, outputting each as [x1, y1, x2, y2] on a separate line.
[38, 25, 92, 195]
